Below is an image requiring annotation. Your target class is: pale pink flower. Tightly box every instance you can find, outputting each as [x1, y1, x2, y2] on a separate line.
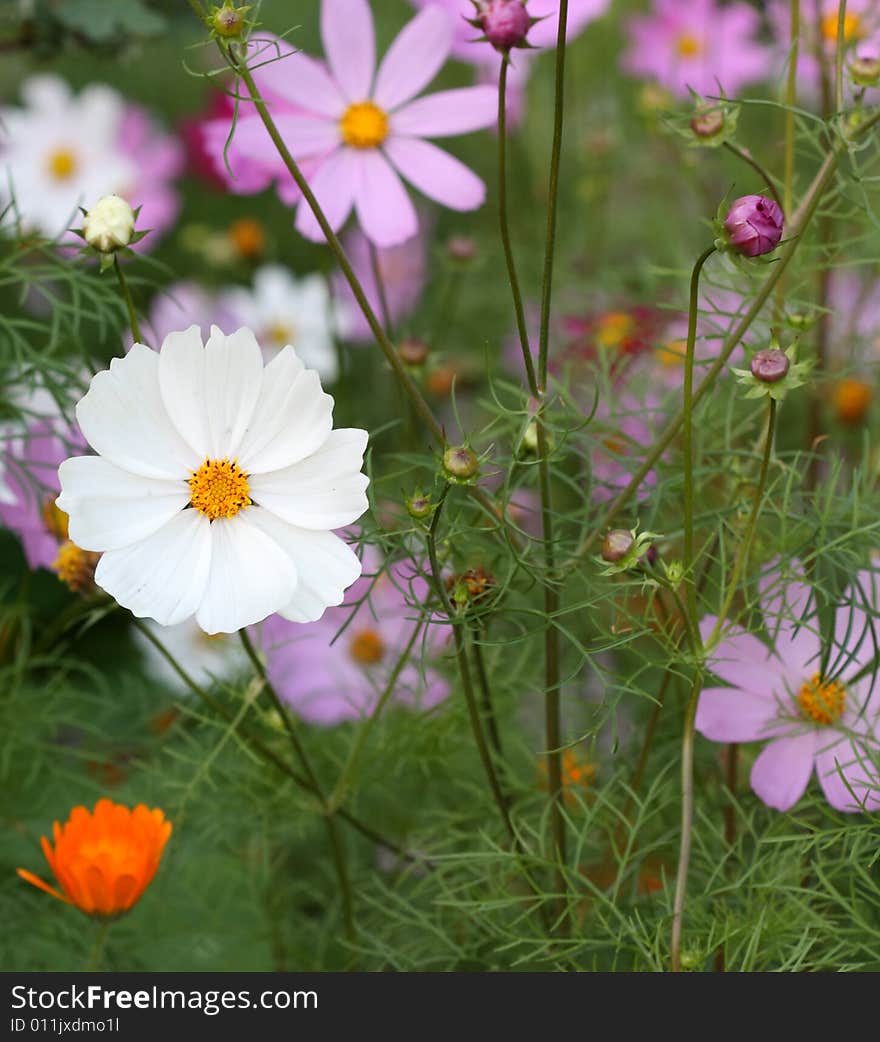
[227, 0, 497, 247]
[697, 566, 880, 812]
[590, 389, 661, 503]
[622, 0, 773, 99]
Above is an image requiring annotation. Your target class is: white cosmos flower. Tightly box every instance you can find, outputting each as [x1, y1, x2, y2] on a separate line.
[133, 619, 249, 695]
[221, 266, 344, 383]
[0, 76, 135, 239]
[56, 325, 369, 634]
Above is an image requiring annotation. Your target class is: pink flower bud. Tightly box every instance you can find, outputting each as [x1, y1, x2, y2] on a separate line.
[724, 194, 784, 257]
[601, 529, 634, 564]
[750, 348, 790, 383]
[475, 0, 532, 52]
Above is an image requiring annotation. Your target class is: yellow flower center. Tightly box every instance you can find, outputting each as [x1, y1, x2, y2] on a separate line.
[676, 32, 703, 57]
[821, 9, 863, 42]
[797, 672, 846, 725]
[349, 628, 386, 665]
[340, 102, 389, 149]
[596, 311, 635, 349]
[188, 458, 251, 521]
[42, 499, 69, 541]
[53, 541, 98, 593]
[655, 338, 687, 368]
[265, 321, 296, 346]
[47, 148, 78, 181]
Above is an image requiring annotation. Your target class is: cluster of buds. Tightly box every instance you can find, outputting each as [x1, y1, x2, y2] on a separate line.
[733, 336, 812, 401]
[447, 566, 498, 613]
[719, 194, 784, 258]
[468, 0, 538, 52]
[77, 195, 146, 269]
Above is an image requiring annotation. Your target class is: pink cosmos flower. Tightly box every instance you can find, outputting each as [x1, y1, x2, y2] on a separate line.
[332, 220, 428, 343]
[622, 0, 773, 99]
[227, 0, 497, 247]
[697, 566, 880, 812]
[827, 270, 880, 365]
[125, 282, 237, 351]
[257, 548, 449, 726]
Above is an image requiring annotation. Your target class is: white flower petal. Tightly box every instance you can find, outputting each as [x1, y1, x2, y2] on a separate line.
[76, 344, 198, 479]
[95, 509, 212, 626]
[195, 511, 298, 634]
[249, 428, 369, 530]
[158, 325, 211, 459]
[237, 346, 335, 474]
[204, 326, 265, 459]
[57, 456, 189, 552]
[247, 508, 362, 622]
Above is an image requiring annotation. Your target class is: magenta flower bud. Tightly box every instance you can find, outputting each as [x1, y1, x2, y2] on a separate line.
[724, 195, 784, 257]
[750, 348, 790, 383]
[475, 0, 532, 52]
[601, 529, 635, 564]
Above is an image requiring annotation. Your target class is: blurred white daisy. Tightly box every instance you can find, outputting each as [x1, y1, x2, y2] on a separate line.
[57, 325, 369, 634]
[222, 266, 344, 383]
[133, 619, 249, 695]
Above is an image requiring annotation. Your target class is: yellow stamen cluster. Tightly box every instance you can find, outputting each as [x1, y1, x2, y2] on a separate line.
[42, 499, 69, 541]
[349, 628, 386, 665]
[340, 102, 389, 150]
[188, 458, 251, 521]
[676, 33, 703, 57]
[53, 541, 99, 594]
[797, 672, 846, 725]
[47, 148, 78, 181]
[596, 311, 635, 350]
[820, 9, 862, 42]
[265, 321, 296, 346]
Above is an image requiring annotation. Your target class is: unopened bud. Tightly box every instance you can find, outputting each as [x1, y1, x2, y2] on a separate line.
[601, 529, 635, 564]
[750, 348, 790, 384]
[472, 0, 532, 52]
[447, 236, 477, 264]
[442, 445, 479, 482]
[82, 195, 135, 253]
[850, 55, 880, 87]
[406, 491, 434, 520]
[690, 106, 724, 139]
[724, 194, 784, 257]
[398, 338, 429, 366]
[212, 3, 248, 37]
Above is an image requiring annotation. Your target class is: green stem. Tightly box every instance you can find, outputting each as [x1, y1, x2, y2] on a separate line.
[722, 142, 784, 211]
[683, 246, 718, 622]
[238, 630, 355, 946]
[114, 255, 141, 344]
[87, 921, 110, 972]
[497, 53, 538, 395]
[368, 240, 393, 341]
[471, 625, 503, 760]
[836, 0, 848, 113]
[783, 0, 799, 222]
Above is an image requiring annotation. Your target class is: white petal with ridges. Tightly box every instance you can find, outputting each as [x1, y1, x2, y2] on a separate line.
[158, 325, 210, 459]
[203, 326, 264, 459]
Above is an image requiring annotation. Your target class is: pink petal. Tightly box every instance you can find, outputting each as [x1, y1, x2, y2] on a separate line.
[384, 137, 485, 211]
[815, 736, 880, 812]
[835, 570, 880, 676]
[258, 51, 346, 118]
[232, 113, 339, 160]
[391, 86, 498, 138]
[353, 151, 418, 247]
[373, 6, 453, 111]
[321, 0, 375, 102]
[750, 732, 816, 812]
[295, 148, 357, 242]
[760, 570, 821, 674]
[695, 686, 785, 743]
[699, 617, 786, 697]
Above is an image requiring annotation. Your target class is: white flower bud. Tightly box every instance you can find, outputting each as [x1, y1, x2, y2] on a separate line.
[82, 195, 135, 254]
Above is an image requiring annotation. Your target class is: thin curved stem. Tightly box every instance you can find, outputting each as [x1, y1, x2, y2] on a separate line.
[238, 630, 355, 945]
[497, 53, 538, 396]
[722, 142, 784, 211]
[114, 256, 141, 344]
[368, 240, 393, 341]
[836, 0, 848, 113]
[471, 624, 503, 760]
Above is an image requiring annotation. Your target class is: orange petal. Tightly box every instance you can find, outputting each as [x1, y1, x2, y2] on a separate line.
[17, 868, 70, 905]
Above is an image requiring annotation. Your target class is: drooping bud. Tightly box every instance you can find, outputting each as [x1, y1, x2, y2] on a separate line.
[850, 55, 880, 87]
[211, 3, 249, 38]
[442, 445, 479, 483]
[601, 529, 635, 564]
[471, 0, 533, 52]
[398, 338, 429, 367]
[750, 348, 790, 384]
[82, 195, 135, 254]
[833, 378, 872, 424]
[723, 194, 784, 257]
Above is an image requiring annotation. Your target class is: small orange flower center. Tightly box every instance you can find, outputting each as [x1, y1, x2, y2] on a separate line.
[265, 321, 296, 346]
[655, 338, 687, 368]
[42, 499, 69, 541]
[350, 628, 386, 665]
[340, 101, 389, 149]
[676, 32, 703, 57]
[597, 311, 635, 349]
[797, 672, 846, 725]
[821, 8, 863, 42]
[53, 541, 98, 593]
[47, 148, 78, 181]
[188, 458, 251, 521]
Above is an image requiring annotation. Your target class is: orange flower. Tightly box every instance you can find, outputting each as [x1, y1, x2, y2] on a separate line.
[833, 378, 872, 425]
[17, 799, 172, 917]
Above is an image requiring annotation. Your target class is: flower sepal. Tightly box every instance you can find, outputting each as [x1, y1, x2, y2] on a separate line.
[733, 337, 812, 401]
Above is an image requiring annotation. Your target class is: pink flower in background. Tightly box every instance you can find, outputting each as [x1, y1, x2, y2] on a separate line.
[257, 549, 449, 726]
[0, 76, 182, 248]
[228, 0, 496, 247]
[129, 282, 237, 350]
[827, 270, 880, 365]
[590, 389, 660, 503]
[697, 567, 880, 812]
[622, 0, 773, 98]
[332, 221, 428, 343]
